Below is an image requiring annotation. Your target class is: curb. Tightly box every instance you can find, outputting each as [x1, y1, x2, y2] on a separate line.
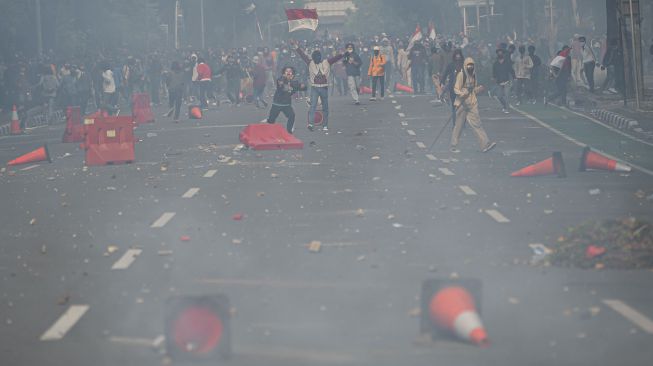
[590, 109, 639, 131]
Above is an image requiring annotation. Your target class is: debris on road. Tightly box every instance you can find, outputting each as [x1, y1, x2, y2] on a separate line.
[308, 241, 322, 253]
[232, 213, 244, 221]
[29, 218, 36, 225]
[356, 208, 365, 217]
[588, 188, 601, 196]
[550, 218, 653, 269]
[529, 243, 553, 265]
[180, 236, 191, 242]
[158, 250, 173, 256]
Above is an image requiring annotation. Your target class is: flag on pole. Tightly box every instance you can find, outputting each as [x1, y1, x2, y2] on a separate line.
[285, 9, 319, 32]
[407, 24, 423, 51]
[428, 21, 437, 40]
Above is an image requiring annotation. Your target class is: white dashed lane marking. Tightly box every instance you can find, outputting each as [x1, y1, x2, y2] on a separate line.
[111, 249, 142, 270]
[603, 299, 653, 334]
[416, 142, 426, 149]
[459, 185, 477, 195]
[40, 305, 89, 341]
[401, 121, 408, 126]
[203, 169, 217, 178]
[182, 188, 200, 198]
[407, 130, 416, 136]
[395, 105, 402, 110]
[485, 209, 511, 223]
[398, 112, 405, 118]
[391, 100, 397, 104]
[426, 154, 437, 161]
[438, 167, 455, 176]
[151, 212, 176, 228]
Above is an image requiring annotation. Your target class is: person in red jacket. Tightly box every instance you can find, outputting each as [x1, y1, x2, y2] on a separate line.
[196, 58, 212, 109]
[252, 56, 268, 109]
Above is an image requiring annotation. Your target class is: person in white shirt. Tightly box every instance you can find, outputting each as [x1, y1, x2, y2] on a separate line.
[579, 36, 597, 93]
[102, 63, 117, 114]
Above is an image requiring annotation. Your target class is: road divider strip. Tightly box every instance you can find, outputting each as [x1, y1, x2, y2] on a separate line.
[203, 169, 217, 178]
[407, 130, 416, 136]
[398, 112, 405, 117]
[182, 188, 200, 198]
[459, 185, 477, 195]
[151, 212, 175, 228]
[40, 305, 89, 341]
[426, 154, 437, 161]
[438, 167, 455, 176]
[111, 249, 142, 270]
[416, 142, 426, 149]
[485, 209, 510, 223]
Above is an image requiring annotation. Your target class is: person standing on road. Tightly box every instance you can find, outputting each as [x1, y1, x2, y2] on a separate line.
[528, 46, 542, 103]
[579, 36, 597, 93]
[600, 39, 622, 94]
[165, 61, 185, 123]
[368, 45, 386, 101]
[380, 38, 395, 94]
[266, 66, 306, 134]
[492, 48, 513, 114]
[513, 45, 533, 106]
[408, 40, 427, 94]
[252, 55, 269, 109]
[39, 66, 58, 123]
[442, 49, 465, 116]
[450, 57, 496, 154]
[293, 41, 344, 132]
[216, 55, 243, 106]
[196, 58, 212, 109]
[75, 64, 92, 116]
[101, 62, 117, 114]
[342, 43, 362, 105]
[547, 46, 572, 107]
[428, 45, 446, 103]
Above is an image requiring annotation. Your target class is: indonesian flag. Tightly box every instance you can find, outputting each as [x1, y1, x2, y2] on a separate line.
[407, 24, 423, 51]
[428, 21, 437, 40]
[285, 9, 319, 32]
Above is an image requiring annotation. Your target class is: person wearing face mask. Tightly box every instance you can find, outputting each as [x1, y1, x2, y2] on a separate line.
[578, 36, 597, 93]
[266, 66, 306, 134]
[293, 41, 344, 132]
[368, 45, 387, 101]
[450, 57, 496, 154]
[492, 48, 514, 114]
[342, 43, 362, 105]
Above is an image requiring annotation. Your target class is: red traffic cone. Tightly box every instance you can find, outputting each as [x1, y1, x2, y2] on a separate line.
[579, 147, 631, 172]
[7, 145, 52, 166]
[189, 106, 202, 119]
[511, 152, 566, 178]
[10, 105, 21, 135]
[360, 86, 372, 94]
[429, 286, 489, 347]
[395, 82, 414, 94]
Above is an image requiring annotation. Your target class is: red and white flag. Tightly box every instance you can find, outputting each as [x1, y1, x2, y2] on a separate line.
[285, 9, 319, 32]
[428, 21, 437, 40]
[407, 24, 423, 51]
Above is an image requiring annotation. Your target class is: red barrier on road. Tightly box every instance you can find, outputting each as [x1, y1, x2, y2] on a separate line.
[84, 115, 135, 166]
[132, 93, 155, 125]
[395, 82, 414, 94]
[360, 86, 372, 94]
[239, 123, 304, 150]
[62, 106, 83, 143]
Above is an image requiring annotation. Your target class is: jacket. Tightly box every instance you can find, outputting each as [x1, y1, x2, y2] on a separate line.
[196, 62, 212, 81]
[296, 48, 344, 88]
[272, 77, 306, 106]
[492, 58, 514, 84]
[454, 58, 482, 108]
[343, 51, 362, 76]
[513, 54, 533, 79]
[368, 54, 386, 76]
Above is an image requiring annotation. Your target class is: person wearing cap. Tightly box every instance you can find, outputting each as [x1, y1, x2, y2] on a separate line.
[450, 57, 496, 154]
[368, 46, 387, 101]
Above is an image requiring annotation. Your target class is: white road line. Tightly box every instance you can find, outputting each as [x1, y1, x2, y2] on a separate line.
[401, 121, 408, 126]
[398, 112, 406, 118]
[459, 185, 477, 195]
[203, 169, 217, 178]
[182, 187, 200, 198]
[438, 167, 455, 176]
[395, 105, 402, 110]
[513, 106, 653, 177]
[40, 305, 89, 341]
[603, 299, 653, 334]
[20, 164, 40, 171]
[111, 249, 143, 270]
[416, 142, 426, 149]
[391, 100, 397, 104]
[407, 130, 416, 136]
[426, 154, 437, 161]
[485, 209, 511, 223]
[151, 212, 176, 228]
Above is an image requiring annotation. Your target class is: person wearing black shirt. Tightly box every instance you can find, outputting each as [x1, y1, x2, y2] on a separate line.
[408, 41, 427, 94]
[492, 48, 514, 113]
[342, 43, 362, 105]
[267, 66, 306, 133]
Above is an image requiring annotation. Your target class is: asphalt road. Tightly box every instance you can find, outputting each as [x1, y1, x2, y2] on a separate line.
[1, 91, 652, 366]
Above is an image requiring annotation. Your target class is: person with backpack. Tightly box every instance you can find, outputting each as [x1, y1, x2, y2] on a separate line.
[368, 45, 387, 101]
[266, 66, 306, 134]
[293, 41, 344, 132]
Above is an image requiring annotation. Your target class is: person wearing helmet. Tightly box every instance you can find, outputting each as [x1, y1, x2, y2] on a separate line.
[368, 45, 387, 101]
[450, 57, 496, 153]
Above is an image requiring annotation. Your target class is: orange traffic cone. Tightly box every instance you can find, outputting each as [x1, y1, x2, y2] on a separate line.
[429, 286, 489, 347]
[579, 147, 631, 172]
[395, 82, 414, 94]
[511, 152, 566, 178]
[10, 105, 21, 135]
[7, 145, 52, 166]
[189, 106, 202, 119]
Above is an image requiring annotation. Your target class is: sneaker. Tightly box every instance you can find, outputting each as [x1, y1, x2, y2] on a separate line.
[482, 142, 497, 153]
[308, 124, 315, 131]
[502, 108, 510, 114]
[450, 147, 461, 153]
[354, 101, 360, 105]
[322, 126, 329, 132]
[369, 97, 376, 101]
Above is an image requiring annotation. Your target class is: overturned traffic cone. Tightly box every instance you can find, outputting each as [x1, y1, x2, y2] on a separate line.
[165, 294, 232, 362]
[7, 145, 52, 166]
[395, 82, 414, 94]
[420, 278, 488, 347]
[511, 152, 566, 178]
[579, 147, 631, 172]
[10, 105, 21, 135]
[189, 106, 202, 119]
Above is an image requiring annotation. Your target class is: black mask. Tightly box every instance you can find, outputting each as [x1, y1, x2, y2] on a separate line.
[374, 50, 380, 56]
[312, 51, 322, 64]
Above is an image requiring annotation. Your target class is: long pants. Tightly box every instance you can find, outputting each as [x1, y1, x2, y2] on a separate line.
[309, 86, 329, 127]
[169, 89, 183, 120]
[451, 103, 490, 149]
[77, 93, 90, 116]
[149, 77, 160, 104]
[384, 63, 393, 91]
[583, 61, 595, 92]
[267, 104, 295, 133]
[253, 85, 266, 107]
[335, 77, 347, 96]
[199, 80, 211, 108]
[411, 67, 425, 94]
[601, 65, 615, 90]
[548, 76, 568, 106]
[515, 78, 530, 103]
[493, 83, 509, 109]
[347, 76, 360, 102]
[371, 75, 385, 98]
[571, 59, 583, 85]
[226, 81, 240, 105]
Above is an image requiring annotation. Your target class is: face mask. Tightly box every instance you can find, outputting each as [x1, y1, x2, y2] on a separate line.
[374, 50, 380, 56]
[467, 67, 474, 73]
